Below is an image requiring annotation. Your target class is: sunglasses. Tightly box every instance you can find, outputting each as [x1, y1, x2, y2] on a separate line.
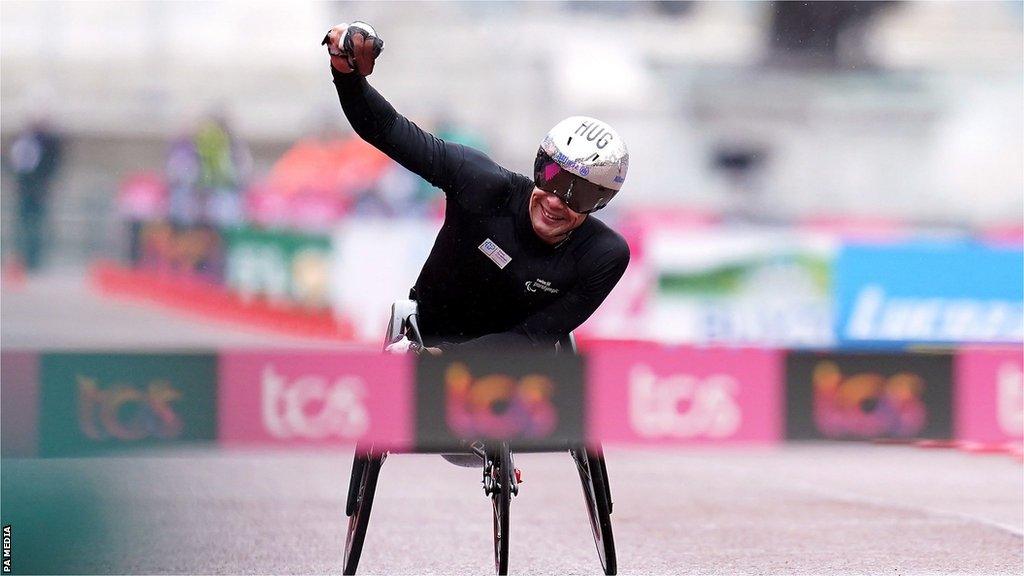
[533, 150, 617, 214]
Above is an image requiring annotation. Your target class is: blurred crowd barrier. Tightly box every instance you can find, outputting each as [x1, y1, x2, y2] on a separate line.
[1, 346, 1021, 457]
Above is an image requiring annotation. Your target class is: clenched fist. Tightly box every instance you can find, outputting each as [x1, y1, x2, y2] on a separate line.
[322, 21, 384, 76]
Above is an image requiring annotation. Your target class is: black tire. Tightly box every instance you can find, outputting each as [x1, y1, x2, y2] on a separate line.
[343, 451, 384, 575]
[491, 443, 512, 575]
[574, 447, 617, 575]
[346, 446, 367, 517]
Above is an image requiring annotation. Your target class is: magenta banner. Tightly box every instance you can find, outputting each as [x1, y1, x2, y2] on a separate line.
[955, 347, 1023, 443]
[1, 351, 39, 456]
[219, 350, 413, 450]
[586, 342, 783, 444]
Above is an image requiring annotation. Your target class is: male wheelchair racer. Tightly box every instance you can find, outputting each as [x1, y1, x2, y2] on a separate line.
[342, 300, 616, 575]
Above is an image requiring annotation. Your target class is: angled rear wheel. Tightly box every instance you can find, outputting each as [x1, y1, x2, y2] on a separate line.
[343, 447, 385, 575]
[573, 446, 616, 575]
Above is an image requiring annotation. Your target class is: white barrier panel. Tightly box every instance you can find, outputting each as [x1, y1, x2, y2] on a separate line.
[331, 219, 439, 342]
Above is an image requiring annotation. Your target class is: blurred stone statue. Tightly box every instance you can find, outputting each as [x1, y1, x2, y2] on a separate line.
[7, 118, 64, 271]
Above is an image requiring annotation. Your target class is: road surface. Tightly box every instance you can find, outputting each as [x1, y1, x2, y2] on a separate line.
[3, 444, 1021, 575]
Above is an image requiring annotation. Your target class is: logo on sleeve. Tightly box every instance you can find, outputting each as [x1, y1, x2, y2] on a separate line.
[525, 278, 560, 295]
[478, 238, 512, 269]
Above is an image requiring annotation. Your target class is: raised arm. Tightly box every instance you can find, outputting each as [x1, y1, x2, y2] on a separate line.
[332, 70, 462, 191]
[325, 22, 511, 203]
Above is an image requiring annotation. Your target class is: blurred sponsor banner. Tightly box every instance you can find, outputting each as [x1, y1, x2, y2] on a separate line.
[955, 348, 1023, 442]
[836, 242, 1024, 346]
[785, 351, 953, 440]
[1, 351, 40, 456]
[586, 342, 782, 444]
[218, 351, 413, 449]
[39, 353, 218, 456]
[331, 220, 437, 341]
[224, 225, 332, 309]
[414, 353, 585, 451]
[632, 227, 836, 346]
[131, 222, 223, 281]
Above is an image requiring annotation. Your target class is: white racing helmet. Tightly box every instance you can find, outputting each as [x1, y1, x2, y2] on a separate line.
[533, 116, 629, 213]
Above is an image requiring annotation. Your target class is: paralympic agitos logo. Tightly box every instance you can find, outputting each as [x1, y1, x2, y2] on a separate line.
[77, 375, 184, 441]
[444, 362, 558, 440]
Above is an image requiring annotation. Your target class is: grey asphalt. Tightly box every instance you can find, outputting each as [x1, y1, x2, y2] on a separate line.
[2, 445, 1021, 575]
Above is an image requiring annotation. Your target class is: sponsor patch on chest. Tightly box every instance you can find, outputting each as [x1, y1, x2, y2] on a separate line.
[478, 238, 512, 269]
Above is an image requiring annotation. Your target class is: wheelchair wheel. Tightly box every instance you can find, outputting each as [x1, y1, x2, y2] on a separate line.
[572, 446, 617, 575]
[345, 444, 367, 517]
[490, 442, 512, 575]
[343, 448, 385, 575]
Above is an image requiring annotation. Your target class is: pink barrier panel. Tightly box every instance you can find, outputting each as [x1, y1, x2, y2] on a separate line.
[955, 348, 1023, 443]
[219, 350, 413, 450]
[586, 342, 783, 444]
[1, 351, 39, 456]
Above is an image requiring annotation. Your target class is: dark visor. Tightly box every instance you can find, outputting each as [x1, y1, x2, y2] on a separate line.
[533, 149, 617, 214]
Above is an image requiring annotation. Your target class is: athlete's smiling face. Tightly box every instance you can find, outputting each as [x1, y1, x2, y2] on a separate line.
[529, 188, 587, 245]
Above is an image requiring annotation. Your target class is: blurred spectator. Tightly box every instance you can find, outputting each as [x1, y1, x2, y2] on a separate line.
[166, 130, 202, 226]
[6, 117, 64, 271]
[164, 114, 252, 228]
[116, 172, 167, 264]
[194, 114, 252, 226]
[261, 126, 392, 227]
[710, 142, 771, 223]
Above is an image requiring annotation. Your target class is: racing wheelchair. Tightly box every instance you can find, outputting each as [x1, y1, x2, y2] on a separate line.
[342, 300, 616, 575]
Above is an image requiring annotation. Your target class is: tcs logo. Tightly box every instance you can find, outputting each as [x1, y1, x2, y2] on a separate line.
[812, 361, 926, 438]
[77, 376, 183, 441]
[444, 362, 558, 439]
[260, 365, 369, 440]
[628, 365, 742, 439]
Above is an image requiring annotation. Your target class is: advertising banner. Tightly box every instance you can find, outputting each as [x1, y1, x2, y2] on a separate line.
[39, 353, 218, 456]
[587, 342, 783, 444]
[644, 228, 836, 346]
[414, 353, 585, 451]
[835, 242, 1023, 346]
[1, 351, 40, 457]
[218, 350, 413, 449]
[955, 348, 1023, 443]
[785, 351, 953, 440]
[224, 225, 332, 309]
[132, 221, 223, 281]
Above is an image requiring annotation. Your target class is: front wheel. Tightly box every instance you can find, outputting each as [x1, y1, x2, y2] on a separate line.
[574, 446, 616, 575]
[490, 443, 512, 575]
[343, 450, 384, 575]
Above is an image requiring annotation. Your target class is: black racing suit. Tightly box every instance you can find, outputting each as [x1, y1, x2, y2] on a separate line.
[333, 68, 630, 351]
